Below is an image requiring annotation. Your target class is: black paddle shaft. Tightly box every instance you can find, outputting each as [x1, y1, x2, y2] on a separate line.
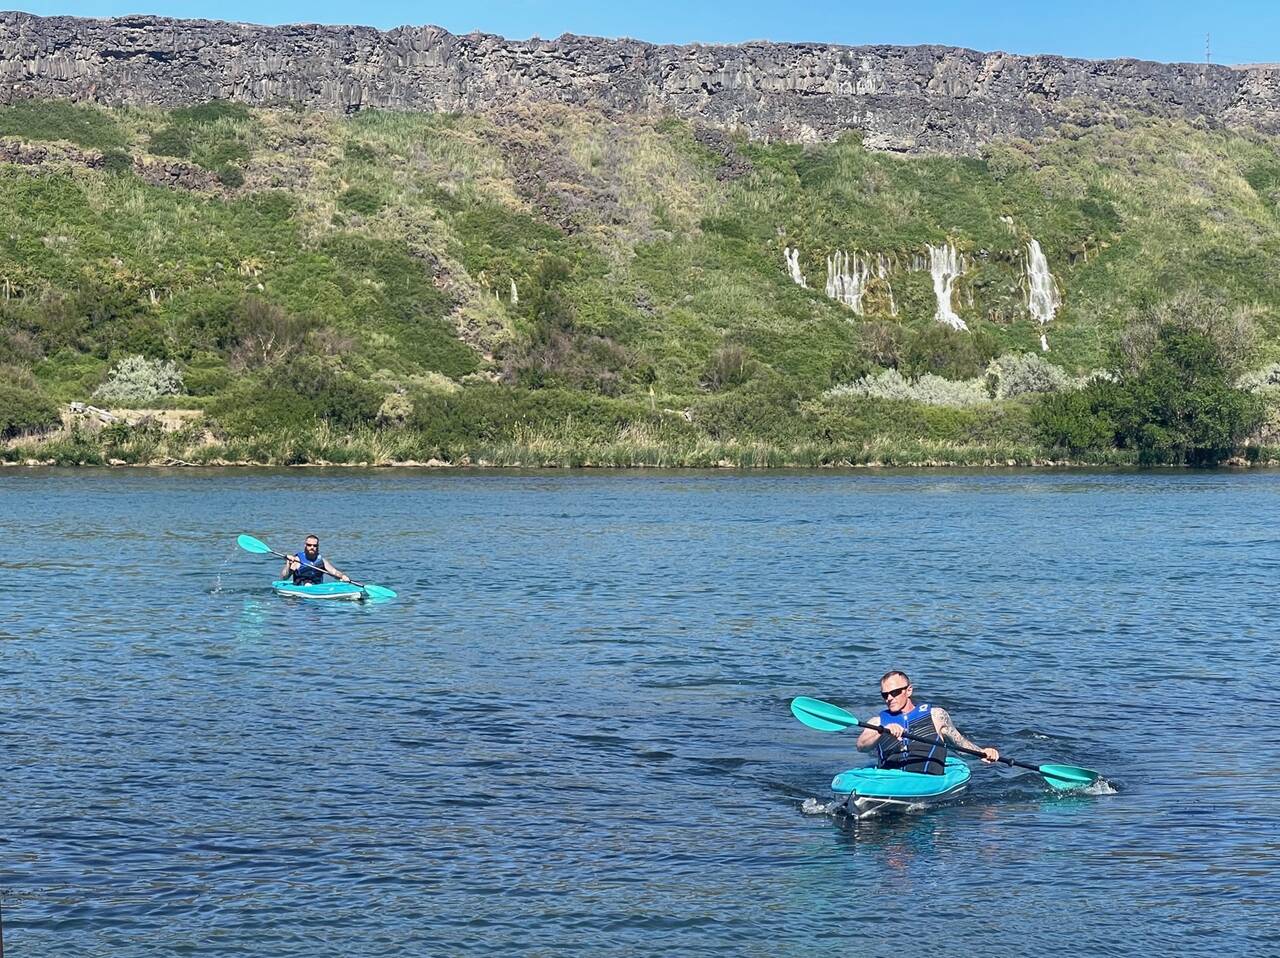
[270, 549, 370, 590]
[865, 722, 1039, 773]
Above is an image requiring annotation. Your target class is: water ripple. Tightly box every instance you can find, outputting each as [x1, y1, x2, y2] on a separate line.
[2, 468, 1279, 956]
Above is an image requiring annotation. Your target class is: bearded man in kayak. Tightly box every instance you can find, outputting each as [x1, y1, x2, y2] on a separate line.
[855, 670, 999, 773]
[281, 535, 351, 586]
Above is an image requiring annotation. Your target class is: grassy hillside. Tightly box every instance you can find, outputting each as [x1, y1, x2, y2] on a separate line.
[1, 98, 1279, 466]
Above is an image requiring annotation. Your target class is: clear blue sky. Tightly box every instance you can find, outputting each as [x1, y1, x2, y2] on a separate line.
[33, 0, 1280, 65]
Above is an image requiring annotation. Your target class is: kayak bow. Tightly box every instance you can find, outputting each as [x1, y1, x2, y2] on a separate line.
[271, 579, 368, 601]
[832, 756, 972, 818]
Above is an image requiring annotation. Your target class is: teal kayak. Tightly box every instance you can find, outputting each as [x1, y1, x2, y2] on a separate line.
[271, 579, 366, 601]
[831, 756, 971, 817]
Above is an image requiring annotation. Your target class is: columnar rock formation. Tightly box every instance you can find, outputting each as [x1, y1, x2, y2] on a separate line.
[3, 12, 1280, 152]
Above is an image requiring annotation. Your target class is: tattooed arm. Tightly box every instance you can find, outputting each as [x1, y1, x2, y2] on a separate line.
[932, 708, 1000, 763]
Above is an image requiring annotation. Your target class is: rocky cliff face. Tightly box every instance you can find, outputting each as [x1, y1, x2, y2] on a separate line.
[3, 11, 1280, 153]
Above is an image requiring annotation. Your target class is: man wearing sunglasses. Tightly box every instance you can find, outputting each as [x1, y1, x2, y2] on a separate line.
[854, 670, 999, 774]
[281, 535, 350, 586]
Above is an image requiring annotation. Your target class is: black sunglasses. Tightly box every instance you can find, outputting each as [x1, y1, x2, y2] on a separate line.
[880, 685, 909, 700]
[305, 542, 319, 548]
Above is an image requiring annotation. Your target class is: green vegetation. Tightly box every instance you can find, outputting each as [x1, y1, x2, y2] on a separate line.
[0, 99, 1278, 467]
[146, 100, 254, 185]
[0, 101, 126, 152]
[1034, 323, 1264, 466]
[0, 382, 60, 439]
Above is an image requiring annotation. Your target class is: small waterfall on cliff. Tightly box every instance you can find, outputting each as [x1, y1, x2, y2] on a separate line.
[927, 243, 967, 330]
[821, 250, 898, 316]
[825, 250, 871, 314]
[784, 247, 807, 288]
[1025, 239, 1060, 351]
[878, 254, 898, 316]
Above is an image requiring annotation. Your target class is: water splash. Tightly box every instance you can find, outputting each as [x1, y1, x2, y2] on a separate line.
[801, 796, 844, 815]
[784, 246, 807, 288]
[928, 242, 967, 330]
[1025, 239, 1060, 352]
[1082, 778, 1119, 796]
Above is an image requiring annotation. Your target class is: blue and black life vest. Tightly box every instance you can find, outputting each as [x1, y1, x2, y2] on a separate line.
[875, 702, 948, 775]
[292, 551, 325, 585]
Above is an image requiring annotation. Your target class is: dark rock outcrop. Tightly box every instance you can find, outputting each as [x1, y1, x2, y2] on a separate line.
[3, 12, 1280, 153]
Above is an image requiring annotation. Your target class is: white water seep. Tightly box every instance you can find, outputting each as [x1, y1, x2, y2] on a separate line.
[877, 253, 898, 316]
[824, 251, 896, 316]
[784, 246, 807, 288]
[1025, 239, 1060, 352]
[927, 242, 967, 330]
[825, 250, 870, 313]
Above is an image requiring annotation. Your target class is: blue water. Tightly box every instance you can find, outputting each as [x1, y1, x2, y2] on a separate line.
[2, 469, 1278, 956]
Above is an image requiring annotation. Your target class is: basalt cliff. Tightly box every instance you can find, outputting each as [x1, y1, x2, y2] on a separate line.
[3, 11, 1280, 153]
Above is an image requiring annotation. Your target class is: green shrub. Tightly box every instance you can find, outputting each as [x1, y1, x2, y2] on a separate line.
[41, 428, 104, 465]
[1107, 326, 1263, 465]
[702, 343, 756, 391]
[228, 297, 314, 369]
[901, 324, 1001, 380]
[216, 166, 245, 188]
[377, 391, 413, 427]
[183, 354, 234, 396]
[147, 102, 253, 174]
[147, 125, 192, 159]
[694, 376, 805, 443]
[207, 357, 382, 435]
[813, 394, 1035, 447]
[101, 150, 133, 174]
[1032, 388, 1116, 452]
[1033, 325, 1264, 464]
[33, 349, 108, 400]
[0, 383, 60, 438]
[407, 386, 682, 456]
[337, 188, 385, 215]
[205, 384, 311, 435]
[0, 101, 126, 151]
[172, 102, 252, 125]
[277, 358, 382, 430]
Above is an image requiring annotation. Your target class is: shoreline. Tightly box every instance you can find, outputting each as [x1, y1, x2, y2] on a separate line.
[4, 456, 1274, 470]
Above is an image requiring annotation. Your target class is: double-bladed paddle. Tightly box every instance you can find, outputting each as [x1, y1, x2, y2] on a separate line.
[790, 695, 1099, 791]
[236, 533, 398, 599]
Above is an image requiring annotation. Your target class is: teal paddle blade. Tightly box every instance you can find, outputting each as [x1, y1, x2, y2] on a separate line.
[361, 583, 398, 599]
[791, 696, 861, 732]
[1039, 763, 1100, 791]
[237, 534, 274, 555]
